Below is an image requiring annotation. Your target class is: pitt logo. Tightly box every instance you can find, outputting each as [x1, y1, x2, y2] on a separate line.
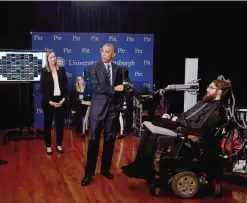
[118, 48, 127, 54]
[109, 36, 117, 41]
[35, 83, 40, 90]
[144, 60, 151, 66]
[91, 35, 100, 41]
[135, 48, 143, 54]
[63, 48, 72, 53]
[126, 36, 135, 42]
[144, 83, 151, 88]
[57, 56, 65, 67]
[33, 35, 43, 40]
[82, 48, 90, 54]
[44, 48, 52, 51]
[66, 72, 72, 77]
[135, 71, 143, 76]
[53, 35, 62, 40]
[36, 108, 43, 113]
[144, 37, 152, 42]
[72, 35, 81, 41]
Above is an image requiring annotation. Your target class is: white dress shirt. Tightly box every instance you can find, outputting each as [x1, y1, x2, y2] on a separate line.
[51, 71, 61, 96]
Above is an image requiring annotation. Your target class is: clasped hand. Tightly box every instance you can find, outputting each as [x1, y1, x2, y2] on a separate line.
[49, 98, 65, 108]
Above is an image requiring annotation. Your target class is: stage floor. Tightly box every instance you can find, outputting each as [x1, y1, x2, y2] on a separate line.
[0, 128, 246, 203]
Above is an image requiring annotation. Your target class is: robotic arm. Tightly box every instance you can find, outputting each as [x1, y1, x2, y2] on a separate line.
[132, 79, 200, 103]
[156, 79, 200, 96]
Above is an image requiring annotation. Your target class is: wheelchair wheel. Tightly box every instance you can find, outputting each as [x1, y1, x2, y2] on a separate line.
[149, 185, 161, 197]
[171, 171, 199, 199]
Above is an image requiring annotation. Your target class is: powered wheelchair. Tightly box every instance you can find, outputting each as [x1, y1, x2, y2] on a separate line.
[145, 80, 247, 199]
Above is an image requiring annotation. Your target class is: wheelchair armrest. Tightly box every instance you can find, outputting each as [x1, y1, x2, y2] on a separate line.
[175, 126, 205, 138]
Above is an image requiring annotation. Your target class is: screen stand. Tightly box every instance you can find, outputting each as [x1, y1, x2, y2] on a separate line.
[2, 83, 42, 146]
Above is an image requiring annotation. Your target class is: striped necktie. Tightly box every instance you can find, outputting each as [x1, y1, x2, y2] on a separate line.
[106, 64, 112, 85]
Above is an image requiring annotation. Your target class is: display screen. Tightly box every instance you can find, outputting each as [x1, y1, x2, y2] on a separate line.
[0, 50, 46, 82]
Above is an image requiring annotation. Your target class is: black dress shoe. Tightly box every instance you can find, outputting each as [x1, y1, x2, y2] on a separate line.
[121, 163, 152, 180]
[56, 146, 64, 153]
[116, 134, 123, 139]
[81, 175, 92, 186]
[101, 171, 113, 179]
[0, 160, 8, 165]
[121, 162, 137, 171]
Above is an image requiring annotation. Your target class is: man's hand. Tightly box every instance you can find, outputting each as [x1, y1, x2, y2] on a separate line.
[114, 85, 124, 92]
[162, 113, 171, 119]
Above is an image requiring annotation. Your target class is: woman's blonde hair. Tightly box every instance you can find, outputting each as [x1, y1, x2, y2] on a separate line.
[75, 76, 85, 92]
[45, 50, 59, 72]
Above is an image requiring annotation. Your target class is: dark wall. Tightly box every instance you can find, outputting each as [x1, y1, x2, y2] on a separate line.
[0, 1, 247, 128]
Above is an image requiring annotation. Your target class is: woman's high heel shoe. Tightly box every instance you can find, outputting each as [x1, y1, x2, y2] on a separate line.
[46, 147, 52, 155]
[56, 146, 64, 153]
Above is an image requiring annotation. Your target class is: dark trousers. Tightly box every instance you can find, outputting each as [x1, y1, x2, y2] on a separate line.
[136, 128, 223, 181]
[134, 130, 160, 174]
[133, 129, 184, 177]
[85, 104, 119, 176]
[42, 96, 65, 147]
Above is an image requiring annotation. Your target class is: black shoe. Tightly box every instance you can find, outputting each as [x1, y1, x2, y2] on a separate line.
[56, 146, 64, 153]
[116, 134, 123, 139]
[0, 160, 8, 165]
[101, 171, 113, 179]
[121, 162, 136, 171]
[81, 175, 92, 186]
[121, 163, 151, 180]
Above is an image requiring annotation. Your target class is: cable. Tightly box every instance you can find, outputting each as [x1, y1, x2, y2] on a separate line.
[218, 75, 247, 159]
[219, 75, 247, 129]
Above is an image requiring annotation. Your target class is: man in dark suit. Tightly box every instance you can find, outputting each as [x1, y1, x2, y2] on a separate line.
[81, 43, 124, 186]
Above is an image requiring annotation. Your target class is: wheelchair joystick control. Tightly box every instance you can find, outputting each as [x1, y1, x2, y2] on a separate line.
[199, 176, 208, 184]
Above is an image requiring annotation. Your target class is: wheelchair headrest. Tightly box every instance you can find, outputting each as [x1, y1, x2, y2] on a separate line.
[216, 75, 232, 104]
[221, 86, 231, 104]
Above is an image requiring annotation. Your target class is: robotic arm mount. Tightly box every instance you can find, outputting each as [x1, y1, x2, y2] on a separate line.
[157, 79, 200, 96]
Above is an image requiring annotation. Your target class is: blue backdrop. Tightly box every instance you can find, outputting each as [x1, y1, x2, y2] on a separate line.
[31, 32, 154, 128]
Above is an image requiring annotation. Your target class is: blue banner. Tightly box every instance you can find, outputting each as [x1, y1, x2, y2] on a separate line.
[32, 32, 154, 128]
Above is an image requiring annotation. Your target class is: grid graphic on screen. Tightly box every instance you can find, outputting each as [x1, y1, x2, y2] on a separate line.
[0, 51, 46, 81]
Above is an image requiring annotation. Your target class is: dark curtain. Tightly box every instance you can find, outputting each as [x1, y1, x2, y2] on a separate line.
[0, 1, 247, 129]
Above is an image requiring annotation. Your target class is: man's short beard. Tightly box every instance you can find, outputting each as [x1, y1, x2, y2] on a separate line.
[202, 92, 217, 102]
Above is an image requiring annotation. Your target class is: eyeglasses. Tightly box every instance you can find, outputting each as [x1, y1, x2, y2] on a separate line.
[208, 85, 218, 90]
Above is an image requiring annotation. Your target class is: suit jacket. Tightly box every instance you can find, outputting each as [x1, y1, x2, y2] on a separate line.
[89, 61, 123, 120]
[40, 66, 69, 104]
[152, 100, 225, 136]
[69, 85, 86, 110]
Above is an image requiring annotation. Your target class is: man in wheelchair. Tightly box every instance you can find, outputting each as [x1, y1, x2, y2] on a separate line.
[121, 79, 231, 196]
